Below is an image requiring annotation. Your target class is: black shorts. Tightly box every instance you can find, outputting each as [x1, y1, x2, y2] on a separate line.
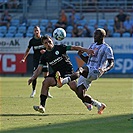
[47, 67, 74, 78]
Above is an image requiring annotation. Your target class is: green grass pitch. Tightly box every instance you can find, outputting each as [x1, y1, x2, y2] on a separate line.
[0, 77, 133, 133]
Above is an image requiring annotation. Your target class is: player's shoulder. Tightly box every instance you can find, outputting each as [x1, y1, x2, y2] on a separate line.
[29, 37, 35, 43]
[103, 42, 111, 48]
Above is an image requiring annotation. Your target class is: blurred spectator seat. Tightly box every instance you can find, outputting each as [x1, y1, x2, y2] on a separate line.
[87, 25, 94, 36]
[122, 32, 130, 37]
[108, 19, 114, 26]
[51, 19, 58, 27]
[17, 26, 26, 34]
[40, 26, 46, 35]
[28, 19, 39, 26]
[26, 32, 33, 37]
[45, 32, 52, 37]
[40, 19, 48, 27]
[8, 26, 17, 34]
[0, 32, 4, 37]
[27, 26, 34, 33]
[107, 25, 114, 36]
[77, 19, 87, 26]
[5, 32, 14, 37]
[66, 25, 73, 33]
[66, 33, 72, 37]
[88, 19, 97, 26]
[98, 19, 107, 27]
[51, 19, 58, 25]
[112, 32, 121, 37]
[0, 26, 7, 35]
[10, 19, 20, 27]
[15, 32, 23, 37]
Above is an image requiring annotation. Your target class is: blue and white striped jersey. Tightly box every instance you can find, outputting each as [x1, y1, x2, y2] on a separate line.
[87, 42, 114, 69]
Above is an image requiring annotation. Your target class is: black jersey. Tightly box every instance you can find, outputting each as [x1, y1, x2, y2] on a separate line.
[28, 36, 45, 60]
[39, 45, 74, 76]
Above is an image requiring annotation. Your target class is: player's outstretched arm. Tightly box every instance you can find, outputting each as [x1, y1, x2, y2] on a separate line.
[20, 48, 30, 63]
[28, 65, 43, 85]
[70, 46, 94, 56]
[78, 50, 89, 63]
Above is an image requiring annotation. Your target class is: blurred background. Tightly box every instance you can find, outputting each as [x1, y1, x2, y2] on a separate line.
[0, 0, 133, 77]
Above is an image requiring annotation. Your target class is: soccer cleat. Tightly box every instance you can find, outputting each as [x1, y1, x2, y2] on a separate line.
[55, 71, 63, 88]
[47, 92, 53, 98]
[33, 105, 45, 113]
[98, 103, 106, 114]
[84, 102, 93, 111]
[30, 90, 36, 98]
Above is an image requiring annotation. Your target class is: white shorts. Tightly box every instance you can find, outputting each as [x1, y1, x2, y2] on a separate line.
[77, 66, 100, 89]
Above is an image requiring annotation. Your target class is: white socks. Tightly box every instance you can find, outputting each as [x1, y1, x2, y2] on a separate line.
[62, 77, 71, 85]
[91, 99, 102, 108]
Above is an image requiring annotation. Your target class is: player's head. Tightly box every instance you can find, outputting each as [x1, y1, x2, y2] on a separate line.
[94, 28, 106, 43]
[41, 34, 54, 50]
[34, 26, 41, 38]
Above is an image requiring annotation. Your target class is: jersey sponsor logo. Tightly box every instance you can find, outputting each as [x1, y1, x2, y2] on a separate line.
[34, 45, 44, 50]
[49, 57, 63, 66]
[55, 51, 59, 55]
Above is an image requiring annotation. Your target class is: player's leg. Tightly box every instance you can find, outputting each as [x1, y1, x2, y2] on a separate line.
[77, 71, 106, 114]
[30, 60, 38, 98]
[56, 66, 89, 87]
[42, 65, 53, 98]
[33, 75, 56, 113]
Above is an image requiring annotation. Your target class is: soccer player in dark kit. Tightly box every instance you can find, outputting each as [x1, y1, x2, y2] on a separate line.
[20, 26, 53, 98]
[28, 34, 94, 113]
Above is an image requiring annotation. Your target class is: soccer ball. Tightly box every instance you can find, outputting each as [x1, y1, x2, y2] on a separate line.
[53, 28, 66, 41]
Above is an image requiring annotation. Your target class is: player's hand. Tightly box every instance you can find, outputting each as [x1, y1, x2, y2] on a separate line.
[88, 49, 94, 56]
[28, 78, 34, 85]
[40, 49, 46, 54]
[78, 50, 84, 56]
[99, 68, 106, 76]
[20, 59, 25, 63]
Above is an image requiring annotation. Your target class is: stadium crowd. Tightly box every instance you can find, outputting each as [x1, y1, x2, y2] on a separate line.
[0, 7, 133, 38]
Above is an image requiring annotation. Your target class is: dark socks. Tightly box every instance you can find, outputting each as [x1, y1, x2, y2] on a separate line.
[32, 79, 37, 91]
[40, 94, 47, 107]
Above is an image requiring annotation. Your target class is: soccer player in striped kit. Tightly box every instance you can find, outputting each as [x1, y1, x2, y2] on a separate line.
[56, 28, 114, 114]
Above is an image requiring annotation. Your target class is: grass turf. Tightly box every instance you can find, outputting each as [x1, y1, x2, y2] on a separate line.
[0, 77, 133, 133]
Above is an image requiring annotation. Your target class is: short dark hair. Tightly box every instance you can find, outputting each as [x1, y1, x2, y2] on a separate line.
[41, 34, 52, 43]
[34, 26, 40, 29]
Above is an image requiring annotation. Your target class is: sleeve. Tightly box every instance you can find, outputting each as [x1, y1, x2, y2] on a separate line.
[58, 44, 67, 53]
[106, 47, 114, 60]
[66, 46, 72, 50]
[28, 39, 32, 49]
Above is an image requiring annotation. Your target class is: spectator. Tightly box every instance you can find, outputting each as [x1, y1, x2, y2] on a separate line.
[116, 9, 127, 23]
[0, 10, 11, 28]
[72, 24, 84, 37]
[77, 13, 87, 26]
[19, 14, 28, 26]
[123, 14, 133, 36]
[60, 9, 67, 24]
[84, 24, 91, 37]
[68, 9, 80, 26]
[55, 16, 67, 30]
[45, 21, 53, 34]
[71, 24, 79, 37]
[7, 0, 19, 9]
[114, 16, 125, 37]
